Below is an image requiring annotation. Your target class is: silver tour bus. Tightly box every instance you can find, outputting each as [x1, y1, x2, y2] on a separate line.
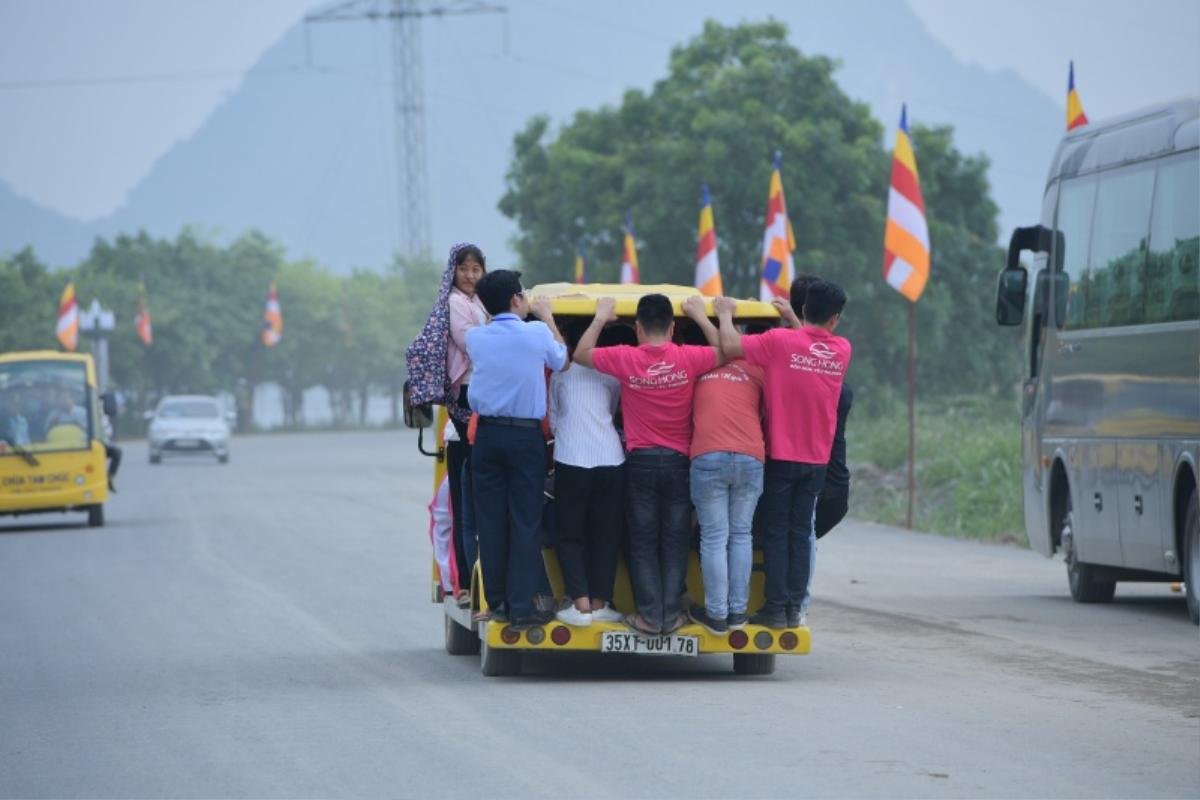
[995, 97, 1199, 624]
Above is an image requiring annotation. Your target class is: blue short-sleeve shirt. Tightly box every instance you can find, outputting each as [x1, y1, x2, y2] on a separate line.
[466, 313, 567, 419]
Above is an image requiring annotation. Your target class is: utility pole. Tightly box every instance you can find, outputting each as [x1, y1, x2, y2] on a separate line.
[306, 0, 507, 260]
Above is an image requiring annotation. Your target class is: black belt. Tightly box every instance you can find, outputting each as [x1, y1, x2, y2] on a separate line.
[479, 415, 541, 428]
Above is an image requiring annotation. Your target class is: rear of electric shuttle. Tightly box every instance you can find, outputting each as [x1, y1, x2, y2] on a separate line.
[995, 97, 1200, 623]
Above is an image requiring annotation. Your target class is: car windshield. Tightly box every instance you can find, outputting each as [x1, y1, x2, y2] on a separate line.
[0, 359, 92, 455]
[158, 400, 220, 419]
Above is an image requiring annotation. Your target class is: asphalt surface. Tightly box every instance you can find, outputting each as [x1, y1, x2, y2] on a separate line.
[1, 431, 1197, 799]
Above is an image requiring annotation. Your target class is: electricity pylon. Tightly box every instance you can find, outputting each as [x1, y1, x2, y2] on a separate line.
[306, 0, 506, 259]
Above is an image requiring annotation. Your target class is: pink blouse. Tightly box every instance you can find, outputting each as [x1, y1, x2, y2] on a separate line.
[448, 288, 488, 391]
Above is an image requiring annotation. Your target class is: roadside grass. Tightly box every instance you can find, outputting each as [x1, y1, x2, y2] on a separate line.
[847, 393, 1025, 545]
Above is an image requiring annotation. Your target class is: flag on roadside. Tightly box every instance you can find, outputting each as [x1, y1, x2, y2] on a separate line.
[56, 282, 79, 351]
[134, 284, 153, 346]
[262, 282, 282, 347]
[694, 184, 722, 296]
[759, 152, 795, 301]
[1067, 61, 1088, 131]
[574, 240, 587, 283]
[883, 104, 930, 302]
[619, 213, 640, 284]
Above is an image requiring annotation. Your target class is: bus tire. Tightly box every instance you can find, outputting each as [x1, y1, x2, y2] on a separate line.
[480, 635, 521, 677]
[1184, 490, 1198, 626]
[149, 451, 162, 465]
[87, 504, 104, 528]
[445, 613, 480, 655]
[733, 653, 776, 675]
[1064, 510, 1116, 604]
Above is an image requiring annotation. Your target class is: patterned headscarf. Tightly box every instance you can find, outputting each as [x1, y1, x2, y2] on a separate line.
[405, 243, 477, 423]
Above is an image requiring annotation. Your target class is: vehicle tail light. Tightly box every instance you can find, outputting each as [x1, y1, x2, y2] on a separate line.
[500, 626, 520, 645]
[754, 631, 773, 650]
[550, 626, 571, 646]
[85, 464, 94, 473]
[728, 629, 748, 650]
[526, 626, 546, 645]
[779, 631, 798, 651]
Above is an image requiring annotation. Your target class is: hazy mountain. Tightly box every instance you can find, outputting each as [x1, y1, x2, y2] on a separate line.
[0, 1, 1063, 272]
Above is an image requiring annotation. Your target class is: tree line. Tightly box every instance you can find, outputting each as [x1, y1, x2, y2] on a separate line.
[1, 19, 1019, 434]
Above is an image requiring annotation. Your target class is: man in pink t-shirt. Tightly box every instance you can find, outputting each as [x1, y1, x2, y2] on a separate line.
[575, 294, 721, 635]
[715, 280, 851, 629]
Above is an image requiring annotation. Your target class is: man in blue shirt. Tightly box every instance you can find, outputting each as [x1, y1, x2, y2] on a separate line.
[466, 270, 567, 628]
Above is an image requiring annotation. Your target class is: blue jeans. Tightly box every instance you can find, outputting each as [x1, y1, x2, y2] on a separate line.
[690, 452, 764, 618]
[760, 459, 826, 616]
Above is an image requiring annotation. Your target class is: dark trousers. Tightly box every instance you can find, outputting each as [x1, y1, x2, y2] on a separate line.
[554, 461, 624, 602]
[472, 422, 546, 620]
[446, 385, 474, 586]
[761, 459, 826, 615]
[625, 448, 691, 631]
[815, 492, 849, 539]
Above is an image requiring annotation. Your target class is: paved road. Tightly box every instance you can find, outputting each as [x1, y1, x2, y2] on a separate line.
[1, 432, 1196, 798]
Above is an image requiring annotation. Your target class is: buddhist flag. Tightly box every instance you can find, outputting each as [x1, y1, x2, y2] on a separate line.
[694, 184, 722, 296]
[1067, 61, 1089, 131]
[56, 282, 79, 351]
[619, 213, 640, 284]
[759, 152, 795, 301]
[574, 240, 587, 284]
[134, 285, 153, 346]
[262, 282, 282, 347]
[883, 104, 930, 302]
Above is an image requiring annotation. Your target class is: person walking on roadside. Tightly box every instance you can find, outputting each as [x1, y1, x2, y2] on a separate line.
[574, 294, 723, 636]
[683, 296, 768, 635]
[715, 280, 851, 629]
[466, 270, 567, 629]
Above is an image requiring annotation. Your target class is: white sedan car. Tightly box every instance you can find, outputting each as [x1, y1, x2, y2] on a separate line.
[147, 395, 232, 464]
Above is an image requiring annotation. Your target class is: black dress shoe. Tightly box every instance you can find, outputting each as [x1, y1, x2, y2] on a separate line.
[750, 609, 787, 629]
[509, 608, 553, 631]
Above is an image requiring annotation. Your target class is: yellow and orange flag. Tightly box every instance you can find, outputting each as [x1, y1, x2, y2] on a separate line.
[134, 284, 153, 346]
[56, 282, 79, 351]
[759, 152, 795, 301]
[619, 214, 640, 284]
[262, 282, 282, 347]
[1067, 61, 1088, 131]
[883, 105, 930, 302]
[694, 184, 722, 296]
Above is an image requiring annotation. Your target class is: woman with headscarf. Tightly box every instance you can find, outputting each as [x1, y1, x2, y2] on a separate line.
[405, 243, 489, 601]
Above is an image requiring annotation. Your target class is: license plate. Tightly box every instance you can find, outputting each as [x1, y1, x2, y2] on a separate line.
[601, 631, 699, 657]
[173, 439, 201, 448]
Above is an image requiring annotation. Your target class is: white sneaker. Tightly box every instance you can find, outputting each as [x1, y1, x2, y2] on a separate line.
[590, 603, 623, 623]
[555, 605, 593, 626]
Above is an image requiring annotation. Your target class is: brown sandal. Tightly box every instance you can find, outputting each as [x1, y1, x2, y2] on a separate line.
[623, 613, 660, 636]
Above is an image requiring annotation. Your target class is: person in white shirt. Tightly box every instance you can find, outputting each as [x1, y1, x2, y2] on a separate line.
[548, 323, 627, 626]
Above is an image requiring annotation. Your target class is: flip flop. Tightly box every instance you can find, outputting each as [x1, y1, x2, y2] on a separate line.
[623, 613, 660, 636]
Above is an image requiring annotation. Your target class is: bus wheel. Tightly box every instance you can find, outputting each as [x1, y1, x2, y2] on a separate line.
[1063, 509, 1115, 604]
[1184, 490, 1198, 626]
[87, 505, 105, 528]
[445, 613, 480, 655]
[480, 634, 521, 677]
[733, 653, 776, 675]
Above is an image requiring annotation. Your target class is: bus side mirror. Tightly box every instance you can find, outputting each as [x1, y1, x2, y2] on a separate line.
[100, 391, 118, 417]
[995, 268, 1027, 326]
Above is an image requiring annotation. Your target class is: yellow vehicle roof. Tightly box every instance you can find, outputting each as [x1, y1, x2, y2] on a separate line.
[0, 350, 97, 384]
[528, 283, 780, 319]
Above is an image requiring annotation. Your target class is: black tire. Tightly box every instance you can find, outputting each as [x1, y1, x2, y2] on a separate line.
[1061, 501, 1116, 604]
[480, 634, 521, 677]
[733, 653, 776, 675]
[149, 452, 162, 465]
[87, 504, 104, 528]
[217, 454, 229, 464]
[1184, 490, 1198, 626]
[445, 613, 481, 655]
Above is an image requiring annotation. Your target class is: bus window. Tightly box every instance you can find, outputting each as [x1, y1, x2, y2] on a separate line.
[1053, 177, 1097, 329]
[1146, 152, 1200, 323]
[1084, 165, 1155, 328]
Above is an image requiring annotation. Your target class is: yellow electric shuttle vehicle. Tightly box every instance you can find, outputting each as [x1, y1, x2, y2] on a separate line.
[0, 351, 110, 527]
[408, 283, 809, 677]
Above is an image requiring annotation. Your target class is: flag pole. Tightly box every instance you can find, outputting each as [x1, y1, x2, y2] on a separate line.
[906, 299, 916, 529]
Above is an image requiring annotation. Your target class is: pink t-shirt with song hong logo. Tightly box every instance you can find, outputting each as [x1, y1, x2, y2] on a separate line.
[591, 342, 718, 456]
[741, 326, 852, 465]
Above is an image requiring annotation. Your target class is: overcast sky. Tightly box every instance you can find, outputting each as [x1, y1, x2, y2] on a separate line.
[1, 0, 1197, 221]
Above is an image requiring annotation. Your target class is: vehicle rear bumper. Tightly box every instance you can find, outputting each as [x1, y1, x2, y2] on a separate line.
[0, 481, 108, 515]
